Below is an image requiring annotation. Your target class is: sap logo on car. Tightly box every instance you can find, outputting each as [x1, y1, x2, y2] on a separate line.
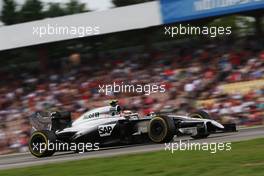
[98, 124, 116, 137]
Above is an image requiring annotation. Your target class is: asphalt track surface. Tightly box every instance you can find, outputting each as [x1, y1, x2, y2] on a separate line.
[0, 126, 263, 170]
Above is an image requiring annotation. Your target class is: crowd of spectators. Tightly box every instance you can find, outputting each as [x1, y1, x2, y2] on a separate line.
[0, 38, 263, 154]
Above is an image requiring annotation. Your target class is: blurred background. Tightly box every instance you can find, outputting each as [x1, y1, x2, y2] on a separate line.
[0, 0, 263, 154]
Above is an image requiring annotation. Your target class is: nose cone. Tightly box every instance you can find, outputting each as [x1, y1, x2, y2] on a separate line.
[210, 120, 224, 129]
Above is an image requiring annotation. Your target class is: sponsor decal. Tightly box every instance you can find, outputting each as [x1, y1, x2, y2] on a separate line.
[98, 124, 116, 137]
[84, 112, 100, 119]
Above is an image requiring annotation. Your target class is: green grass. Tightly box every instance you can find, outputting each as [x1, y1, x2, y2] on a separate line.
[1, 138, 264, 176]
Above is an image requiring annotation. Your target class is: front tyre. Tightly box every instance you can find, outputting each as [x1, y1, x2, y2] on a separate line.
[189, 110, 210, 119]
[191, 128, 209, 139]
[190, 110, 210, 139]
[148, 116, 175, 143]
[29, 130, 56, 157]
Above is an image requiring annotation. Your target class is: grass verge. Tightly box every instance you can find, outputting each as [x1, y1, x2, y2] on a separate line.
[1, 138, 264, 176]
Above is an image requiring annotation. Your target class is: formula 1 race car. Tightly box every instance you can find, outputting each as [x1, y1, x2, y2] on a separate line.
[28, 101, 236, 157]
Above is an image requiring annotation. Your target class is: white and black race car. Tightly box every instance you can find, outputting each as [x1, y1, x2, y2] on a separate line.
[28, 101, 236, 157]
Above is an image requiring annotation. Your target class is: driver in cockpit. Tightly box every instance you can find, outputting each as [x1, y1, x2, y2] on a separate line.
[109, 100, 121, 116]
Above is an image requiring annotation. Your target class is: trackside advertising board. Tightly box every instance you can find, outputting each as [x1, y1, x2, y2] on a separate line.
[160, 0, 264, 24]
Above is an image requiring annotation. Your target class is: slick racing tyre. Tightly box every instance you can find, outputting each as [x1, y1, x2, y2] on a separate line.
[190, 110, 210, 139]
[148, 116, 175, 143]
[29, 130, 56, 157]
[191, 126, 210, 139]
[189, 110, 210, 119]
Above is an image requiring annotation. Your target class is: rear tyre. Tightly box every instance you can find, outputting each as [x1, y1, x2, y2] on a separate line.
[148, 116, 175, 143]
[190, 110, 210, 139]
[29, 130, 56, 157]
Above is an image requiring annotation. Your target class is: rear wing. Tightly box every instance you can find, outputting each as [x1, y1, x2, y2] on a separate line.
[29, 112, 52, 131]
